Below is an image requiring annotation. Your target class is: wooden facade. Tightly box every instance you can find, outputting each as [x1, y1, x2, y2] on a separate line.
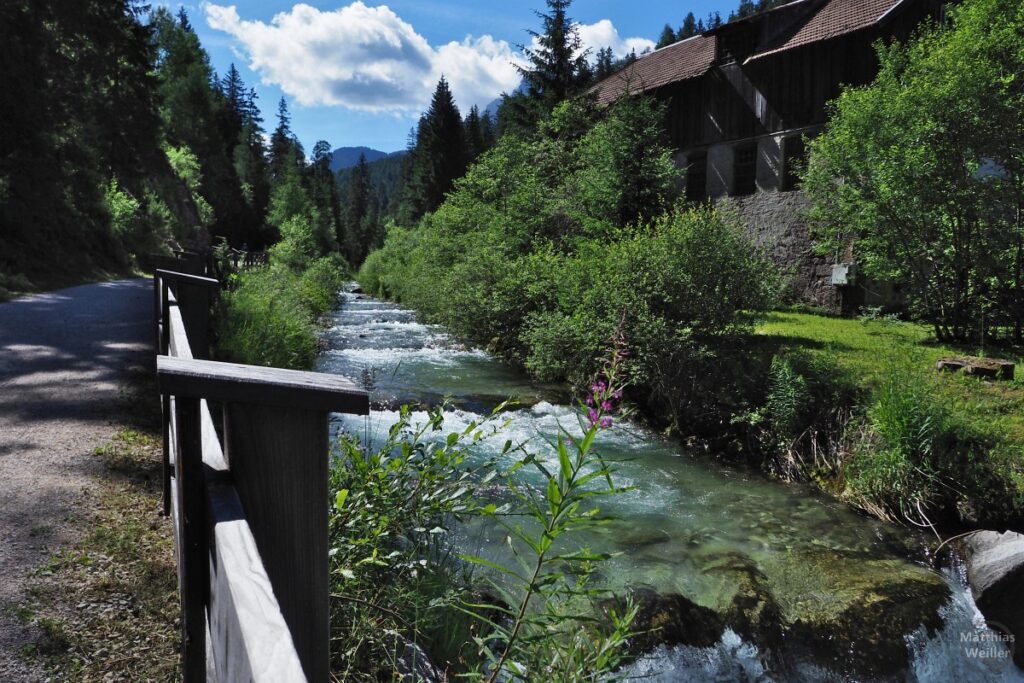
[592, 0, 943, 307]
[595, 0, 944, 198]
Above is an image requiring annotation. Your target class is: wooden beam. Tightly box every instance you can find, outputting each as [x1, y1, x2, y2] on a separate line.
[157, 271, 217, 361]
[224, 405, 328, 682]
[206, 475, 308, 682]
[173, 396, 208, 681]
[157, 356, 369, 416]
[155, 269, 219, 289]
[166, 302, 194, 361]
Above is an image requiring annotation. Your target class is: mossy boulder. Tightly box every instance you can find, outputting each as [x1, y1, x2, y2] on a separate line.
[602, 587, 724, 655]
[620, 548, 951, 678]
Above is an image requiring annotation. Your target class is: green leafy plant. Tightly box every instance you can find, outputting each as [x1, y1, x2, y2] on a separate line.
[215, 254, 346, 369]
[326, 334, 637, 681]
[462, 327, 637, 682]
[328, 403, 508, 680]
[843, 354, 986, 525]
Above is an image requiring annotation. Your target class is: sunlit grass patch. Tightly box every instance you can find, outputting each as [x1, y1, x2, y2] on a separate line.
[755, 312, 1024, 525]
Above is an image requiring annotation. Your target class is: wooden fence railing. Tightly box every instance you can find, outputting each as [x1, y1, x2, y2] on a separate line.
[154, 266, 369, 682]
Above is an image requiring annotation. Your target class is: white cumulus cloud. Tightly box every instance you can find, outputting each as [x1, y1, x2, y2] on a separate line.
[574, 19, 655, 59]
[204, 2, 652, 114]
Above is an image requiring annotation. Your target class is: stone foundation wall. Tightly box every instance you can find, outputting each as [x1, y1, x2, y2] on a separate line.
[716, 190, 838, 309]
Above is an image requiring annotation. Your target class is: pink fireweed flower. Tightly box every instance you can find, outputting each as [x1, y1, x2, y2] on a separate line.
[578, 309, 632, 431]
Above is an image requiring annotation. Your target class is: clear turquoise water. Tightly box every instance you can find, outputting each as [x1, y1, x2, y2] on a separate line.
[317, 288, 1022, 682]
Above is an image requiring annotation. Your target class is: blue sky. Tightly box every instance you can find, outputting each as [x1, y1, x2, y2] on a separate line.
[172, 1, 732, 153]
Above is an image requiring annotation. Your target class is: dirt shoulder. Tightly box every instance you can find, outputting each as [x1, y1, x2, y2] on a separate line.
[0, 279, 154, 680]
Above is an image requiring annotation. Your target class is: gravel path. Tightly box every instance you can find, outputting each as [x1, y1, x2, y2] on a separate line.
[0, 279, 152, 681]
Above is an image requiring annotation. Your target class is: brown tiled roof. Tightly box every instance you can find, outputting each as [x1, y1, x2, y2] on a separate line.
[749, 0, 905, 61]
[592, 34, 716, 106]
[591, 0, 906, 103]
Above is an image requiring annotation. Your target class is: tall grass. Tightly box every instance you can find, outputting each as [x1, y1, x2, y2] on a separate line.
[216, 254, 347, 369]
[844, 356, 978, 525]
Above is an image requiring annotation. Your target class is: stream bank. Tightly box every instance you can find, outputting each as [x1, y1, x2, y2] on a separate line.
[318, 287, 1022, 681]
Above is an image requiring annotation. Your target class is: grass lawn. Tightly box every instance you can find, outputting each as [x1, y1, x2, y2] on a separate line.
[754, 311, 1024, 524]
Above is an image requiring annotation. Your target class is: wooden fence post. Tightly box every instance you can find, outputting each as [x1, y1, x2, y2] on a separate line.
[156, 357, 369, 683]
[156, 270, 219, 360]
[224, 404, 329, 683]
[157, 270, 219, 517]
[172, 395, 209, 681]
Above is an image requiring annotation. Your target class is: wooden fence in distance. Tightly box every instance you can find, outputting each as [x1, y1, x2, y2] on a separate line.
[154, 266, 368, 682]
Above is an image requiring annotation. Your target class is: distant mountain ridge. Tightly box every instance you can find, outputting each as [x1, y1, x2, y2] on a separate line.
[330, 146, 402, 173]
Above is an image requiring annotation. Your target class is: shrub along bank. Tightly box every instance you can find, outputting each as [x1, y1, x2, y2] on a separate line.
[358, 92, 1024, 532]
[359, 96, 780, 433]
[215, 211, 349, 370]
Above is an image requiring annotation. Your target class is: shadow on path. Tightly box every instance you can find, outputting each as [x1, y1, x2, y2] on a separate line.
[0, 278, 152, 682]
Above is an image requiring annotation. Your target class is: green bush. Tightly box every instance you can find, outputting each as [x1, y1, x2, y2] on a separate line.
[216, 254, 348, 370]
[360, 198, 779, 431]
[328, 355, 635, 680]
[740, 350, 859, 480]
[328, 404, 485, 679]
[300, 254, 349, 317]
[216, 266, 319, 369]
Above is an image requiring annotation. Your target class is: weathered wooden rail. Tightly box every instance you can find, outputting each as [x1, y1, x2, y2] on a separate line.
[154, 265, 368, 682]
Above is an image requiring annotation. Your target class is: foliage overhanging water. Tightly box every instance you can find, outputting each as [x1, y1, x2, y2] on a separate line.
[318, 287, 1021, 682]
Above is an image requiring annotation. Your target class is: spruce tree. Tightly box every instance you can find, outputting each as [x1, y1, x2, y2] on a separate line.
[153, 7, 250, 246]
[480, 110, 497, 151]
[595, 47, 615, 80]
[1, 0, 165, 274]
[679, 13, 699, 39]
[344, 153, 373, 264]
[400, 77, 466, 222]
[656, 24, 677, 49]
[464, 105, 484, 161]
[270, 97, 298, 183]
[517, 0, 590, 111]
[220, 63, 246, 137]
[310, 140, 342, 253]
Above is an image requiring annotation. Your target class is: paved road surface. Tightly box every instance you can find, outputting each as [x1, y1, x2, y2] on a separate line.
[0, 279, 151, 681]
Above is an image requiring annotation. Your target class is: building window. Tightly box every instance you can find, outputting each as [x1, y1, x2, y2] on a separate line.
[733, 143, 757, 196]
[686, 152, 707, 202]
[782, 136, 806, 191]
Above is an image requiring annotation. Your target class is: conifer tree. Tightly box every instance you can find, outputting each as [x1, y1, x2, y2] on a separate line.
[517, 0, 590, 108]
[310, 140, 342, 252]
[1, 0, 166, 274]
[400, 78, 466, 222]
[344, 153, 373, 264]
[270, 97, 301, 183]
[464, 105, 485, 161]
[220, 64, 246, 137]
[656, 24, 677, 49]
[595, 47, 616, 80]
[679, 12, 699, 39]
[153, 7, 251, 246]
[480, 110, 497, 151]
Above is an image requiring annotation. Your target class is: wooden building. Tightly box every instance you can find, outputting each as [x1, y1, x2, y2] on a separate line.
[593, 0, 944, 308]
